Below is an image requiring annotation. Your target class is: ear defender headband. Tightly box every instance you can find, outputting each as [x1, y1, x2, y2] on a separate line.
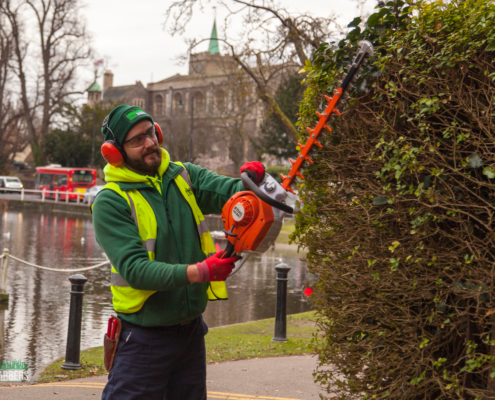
[101, 115, 126, 167]
[100, 116, 164, 168]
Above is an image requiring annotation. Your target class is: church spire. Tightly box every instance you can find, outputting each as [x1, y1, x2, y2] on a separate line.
[208, 19, 220, 55]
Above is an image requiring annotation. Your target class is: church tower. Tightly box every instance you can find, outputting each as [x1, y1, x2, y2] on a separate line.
[188, 19, 235, 75]
[208, 20, 220, 55]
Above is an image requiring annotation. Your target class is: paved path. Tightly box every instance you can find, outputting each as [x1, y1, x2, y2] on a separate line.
[0, 355, 325, 399]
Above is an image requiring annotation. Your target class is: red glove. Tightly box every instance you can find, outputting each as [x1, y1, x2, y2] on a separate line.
[196, 251, 240, 282]
[240, 161, 265, 187]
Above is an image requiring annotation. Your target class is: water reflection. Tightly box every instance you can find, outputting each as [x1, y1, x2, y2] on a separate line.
[0, 209, 314, 376]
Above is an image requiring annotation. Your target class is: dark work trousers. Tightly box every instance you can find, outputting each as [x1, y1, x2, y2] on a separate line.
[101, 315, 208, 400]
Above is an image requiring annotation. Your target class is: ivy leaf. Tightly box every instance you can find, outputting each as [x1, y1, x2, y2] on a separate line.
[347, 17, 362, 28]
[346, 192, 356, 201]
[483, 166, 495, 179]
[423, 175, 432, 189]
[486, 41, 495, 52]
[468, 153, 483, 168]
[370, 69, 382, 78]
[347, 27, 362, 39]
[373, 196, 389, 205]
[358, 79, 369, 92]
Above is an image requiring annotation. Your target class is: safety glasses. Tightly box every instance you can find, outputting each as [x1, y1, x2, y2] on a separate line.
[123, 125, 156, 148]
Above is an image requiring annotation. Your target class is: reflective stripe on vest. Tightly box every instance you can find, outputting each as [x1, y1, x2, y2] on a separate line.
[96, 182, 157, 313]
[99, 163, 228, 314]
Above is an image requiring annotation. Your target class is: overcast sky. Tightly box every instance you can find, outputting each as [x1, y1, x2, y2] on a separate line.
[83, 0, 375, 89]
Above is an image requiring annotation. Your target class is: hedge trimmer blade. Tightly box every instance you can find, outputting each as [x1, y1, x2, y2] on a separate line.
[281, 40, 374, 194]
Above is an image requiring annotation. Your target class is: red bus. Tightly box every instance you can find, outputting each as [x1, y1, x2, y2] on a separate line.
[35, 165, 97, 201]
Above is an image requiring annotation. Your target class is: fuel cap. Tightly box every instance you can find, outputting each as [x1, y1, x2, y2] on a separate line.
[265, 181, 276, 192]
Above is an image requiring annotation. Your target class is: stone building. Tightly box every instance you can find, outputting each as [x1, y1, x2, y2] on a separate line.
[93, 21, 261, 174]
[87, 81, 102, 107]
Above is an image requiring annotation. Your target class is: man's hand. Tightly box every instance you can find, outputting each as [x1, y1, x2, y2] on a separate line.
[240, 161, 265, 187]
[188, 251, 240, 283]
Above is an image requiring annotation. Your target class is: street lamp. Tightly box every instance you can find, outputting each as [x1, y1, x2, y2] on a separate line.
[91, 70, 97, 169]
[88, 61, 103, 168]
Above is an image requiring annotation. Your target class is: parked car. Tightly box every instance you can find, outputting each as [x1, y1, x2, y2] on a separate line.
[83, 185, 104, 204]
[0, 176, 23, 194]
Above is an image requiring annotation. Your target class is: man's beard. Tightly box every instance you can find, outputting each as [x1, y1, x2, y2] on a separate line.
[124, 147, 162, 175]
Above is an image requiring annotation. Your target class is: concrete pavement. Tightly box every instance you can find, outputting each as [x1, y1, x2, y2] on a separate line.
[0, 355, 325, 399]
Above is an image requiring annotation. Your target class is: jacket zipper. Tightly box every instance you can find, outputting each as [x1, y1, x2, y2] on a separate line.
[162, 179, 192, 317]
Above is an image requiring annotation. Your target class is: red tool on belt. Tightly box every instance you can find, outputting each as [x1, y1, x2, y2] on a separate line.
[107, 316, 118, 340]
[104, 316, 121, 371]
[220, 40, 374, 275]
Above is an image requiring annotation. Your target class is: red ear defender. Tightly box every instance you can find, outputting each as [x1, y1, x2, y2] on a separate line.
[101, 140, 125, 167]
[154, 122, 163, 146]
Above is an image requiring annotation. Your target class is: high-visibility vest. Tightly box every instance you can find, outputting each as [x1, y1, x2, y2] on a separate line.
[98, 162, 228, 314]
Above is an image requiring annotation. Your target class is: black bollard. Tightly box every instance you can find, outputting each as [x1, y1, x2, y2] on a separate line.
[62, 274, 88, 370]
[272, 263, 291, 342]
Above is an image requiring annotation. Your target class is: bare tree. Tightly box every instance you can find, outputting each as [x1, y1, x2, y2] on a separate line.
[213, 69, 260, 170]
[165, 0, 340, 144]
[0, 11, 27, 173]
[1, 0, 92, 166]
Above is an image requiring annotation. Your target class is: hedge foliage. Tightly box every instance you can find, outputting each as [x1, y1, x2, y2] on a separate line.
[295, 1, 495, 399]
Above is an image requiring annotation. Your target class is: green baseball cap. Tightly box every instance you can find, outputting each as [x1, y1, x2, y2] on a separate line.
[101, 105, 154, 146]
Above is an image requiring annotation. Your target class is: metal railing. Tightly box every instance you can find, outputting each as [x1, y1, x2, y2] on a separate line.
[0, 187, 92, 206]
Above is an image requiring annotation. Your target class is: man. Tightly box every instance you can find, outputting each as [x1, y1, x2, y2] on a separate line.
[92, 105, 265, 400]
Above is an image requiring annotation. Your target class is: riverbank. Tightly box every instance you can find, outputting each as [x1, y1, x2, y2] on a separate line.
[34, 311, 316, 384]
[0, 198, 91, 214]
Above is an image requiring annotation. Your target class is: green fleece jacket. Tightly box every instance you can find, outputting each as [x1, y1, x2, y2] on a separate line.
[92, 149, 244, 327]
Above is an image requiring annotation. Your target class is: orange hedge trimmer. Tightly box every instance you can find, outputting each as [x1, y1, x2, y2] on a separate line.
[281, 40, 374, 193]
[221, 40, 374, 273]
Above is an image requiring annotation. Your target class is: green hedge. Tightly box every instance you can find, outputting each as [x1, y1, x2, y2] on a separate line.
[295, 1, 495, 399]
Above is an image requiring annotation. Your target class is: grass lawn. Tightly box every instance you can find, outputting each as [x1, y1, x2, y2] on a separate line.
[37, 311, 316, 383]
[276, 218, 296, 244]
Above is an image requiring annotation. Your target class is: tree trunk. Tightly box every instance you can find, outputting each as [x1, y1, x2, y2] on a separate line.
[4, 3, 44, 165]
[259, 91, 299, 144]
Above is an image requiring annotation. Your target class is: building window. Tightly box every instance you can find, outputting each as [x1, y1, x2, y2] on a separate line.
[174, 93, 183, 113]
[155, 95, 164, 116]
[132, 98, 145, 108]
[193, 91, 205, 115]
[215, 90, 225, 112]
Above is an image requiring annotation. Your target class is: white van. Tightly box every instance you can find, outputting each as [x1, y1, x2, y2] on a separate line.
[0, 176, 23, 193]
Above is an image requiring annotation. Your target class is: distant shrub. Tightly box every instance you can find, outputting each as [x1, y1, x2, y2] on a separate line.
[266, 165, 290, 183]
[295, 1, 495, 398]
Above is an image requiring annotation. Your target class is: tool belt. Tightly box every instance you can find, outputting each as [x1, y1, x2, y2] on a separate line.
[120, 317, 194, 331]
[103, 316, 122, 372]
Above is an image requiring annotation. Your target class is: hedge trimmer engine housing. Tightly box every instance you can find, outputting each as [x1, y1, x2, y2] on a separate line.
[221, 174, 299, 255]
